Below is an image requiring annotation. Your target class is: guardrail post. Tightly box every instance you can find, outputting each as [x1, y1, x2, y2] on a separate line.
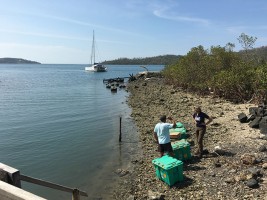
[72, 188, 80, 200]
[0, 163, 21, 188]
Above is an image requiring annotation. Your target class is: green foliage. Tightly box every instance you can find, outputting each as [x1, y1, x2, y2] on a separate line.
[251, 65, 267, 101]
[238, 33, 257, 51]
[162, 38, 267, 103]
[239, 46, 267, 65]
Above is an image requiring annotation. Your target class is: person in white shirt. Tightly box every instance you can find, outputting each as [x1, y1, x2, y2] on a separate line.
[154, 115, 176, 157]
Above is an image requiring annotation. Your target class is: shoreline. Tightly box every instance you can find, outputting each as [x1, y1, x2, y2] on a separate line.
[112, 76, 267, 199]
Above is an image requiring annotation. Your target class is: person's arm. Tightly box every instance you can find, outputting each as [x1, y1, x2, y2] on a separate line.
[154, 132, 159, 144]
[205, 117, 213, 126]
[192, 114, 197, 125]
[167, 116, 176, 128]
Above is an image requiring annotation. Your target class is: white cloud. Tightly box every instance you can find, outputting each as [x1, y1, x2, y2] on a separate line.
[19, 12, 142, 37]
[153, 9, 210, 25]
[151, 1, 210, 26]
[0, 29, 89, 41]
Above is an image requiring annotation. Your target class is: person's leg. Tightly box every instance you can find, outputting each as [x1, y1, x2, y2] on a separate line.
[169, 151, 175, 157]
[198, 127, 206, 157]
[158, 144, 164, 157]
[165, 143, 174, 157]
[195, 129, 200, 155]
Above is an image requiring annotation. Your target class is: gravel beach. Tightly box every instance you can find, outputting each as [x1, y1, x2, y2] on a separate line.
[112, 75, 267, 200]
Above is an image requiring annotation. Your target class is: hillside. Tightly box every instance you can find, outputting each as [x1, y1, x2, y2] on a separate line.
[103, 55, 181, 65]
[0, 58, 41, 64]
[239, 46, 267, 62]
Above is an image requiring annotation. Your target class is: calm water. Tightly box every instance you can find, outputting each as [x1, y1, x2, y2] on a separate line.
[0, 64, 164, 199]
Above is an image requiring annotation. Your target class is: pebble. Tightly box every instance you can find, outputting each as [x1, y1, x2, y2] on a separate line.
[246, 178, 259, 188]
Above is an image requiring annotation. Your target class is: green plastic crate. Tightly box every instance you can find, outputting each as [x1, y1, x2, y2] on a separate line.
[152, 155, 183, 186]
[171, 139, 191, 161]
[176, 122, 185, 128]
[169, 122, 187, 139]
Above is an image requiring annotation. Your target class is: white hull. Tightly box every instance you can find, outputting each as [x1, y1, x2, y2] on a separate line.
[85, 64, 107, 72]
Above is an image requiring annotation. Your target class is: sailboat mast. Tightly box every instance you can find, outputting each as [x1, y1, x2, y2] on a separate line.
[90, 30, 95, 64]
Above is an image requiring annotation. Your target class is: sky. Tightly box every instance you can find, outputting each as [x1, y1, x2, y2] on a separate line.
[0, 0, 266, 64]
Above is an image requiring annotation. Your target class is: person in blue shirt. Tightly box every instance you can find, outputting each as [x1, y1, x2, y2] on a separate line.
[154, 115, 176, 157]
[193, 107, 213, 158]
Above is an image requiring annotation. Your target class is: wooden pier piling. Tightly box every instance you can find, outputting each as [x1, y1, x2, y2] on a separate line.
[119, 116, 122, 142]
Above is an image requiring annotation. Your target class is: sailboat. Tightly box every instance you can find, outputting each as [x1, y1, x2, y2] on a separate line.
[85, 31, 107, 72]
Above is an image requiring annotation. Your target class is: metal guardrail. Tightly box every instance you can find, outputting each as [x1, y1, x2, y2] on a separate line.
[20, 174, 88, 200]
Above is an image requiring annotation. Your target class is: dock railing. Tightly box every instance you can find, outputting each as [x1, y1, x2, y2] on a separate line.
[0, 163, 88, 200]
[20, 174, 88, 200]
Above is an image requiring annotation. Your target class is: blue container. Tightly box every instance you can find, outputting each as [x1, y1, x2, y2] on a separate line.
[152, 155, 183, 186]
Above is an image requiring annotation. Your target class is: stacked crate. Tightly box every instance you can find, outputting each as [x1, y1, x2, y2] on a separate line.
[171, 139, 192, 161]
[152, 155, 183, 186]
[169, 122, 187, 139]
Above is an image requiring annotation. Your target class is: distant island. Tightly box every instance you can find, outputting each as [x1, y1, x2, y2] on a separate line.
[0, 58, 41, 64]
[103, 55, 182, 65]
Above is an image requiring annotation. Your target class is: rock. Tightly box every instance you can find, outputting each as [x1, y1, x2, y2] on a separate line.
[211, 122, 221, 127]
[234, 172, 247, 182]
[148, 190, 164, 200]
[262, 163, 267, 169]
[209, 172, 216, 177]
[238, 113, 247, 123]
[225, 177, 235, 184]
[259, 145, 266, 152]
[229, 169, 236, 173]
[142, 82, 147, 86]
[214, 160, 221, 167]
[249, 117, 262, 128]
[202, 149, 209, 155]
[214, 146, 225, 155]
[115, 169, 129, 177]
[246, 178, 259, 188]
[127, 195, 135, 200]
[241, 154, 256, 165]
[246, 173, 254, 180]
[247, 167, 260, 176]
[255, 158, 262, 164]
[131, 159, 139, 164]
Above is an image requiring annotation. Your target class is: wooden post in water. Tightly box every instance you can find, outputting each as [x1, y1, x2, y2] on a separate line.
[119, 116, 122, 142]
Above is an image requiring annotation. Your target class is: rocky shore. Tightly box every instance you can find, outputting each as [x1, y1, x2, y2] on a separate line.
[112, 75, 267, 200]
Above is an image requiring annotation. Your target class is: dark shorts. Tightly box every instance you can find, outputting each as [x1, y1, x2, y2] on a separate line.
[158, 142, 173, 153]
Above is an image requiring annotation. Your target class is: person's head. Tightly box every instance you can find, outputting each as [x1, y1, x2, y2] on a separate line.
[195, 107, 201, 113]
[160, 115, 167, 122]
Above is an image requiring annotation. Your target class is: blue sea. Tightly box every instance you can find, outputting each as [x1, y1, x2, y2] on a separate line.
[0, 64, 164, 199]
